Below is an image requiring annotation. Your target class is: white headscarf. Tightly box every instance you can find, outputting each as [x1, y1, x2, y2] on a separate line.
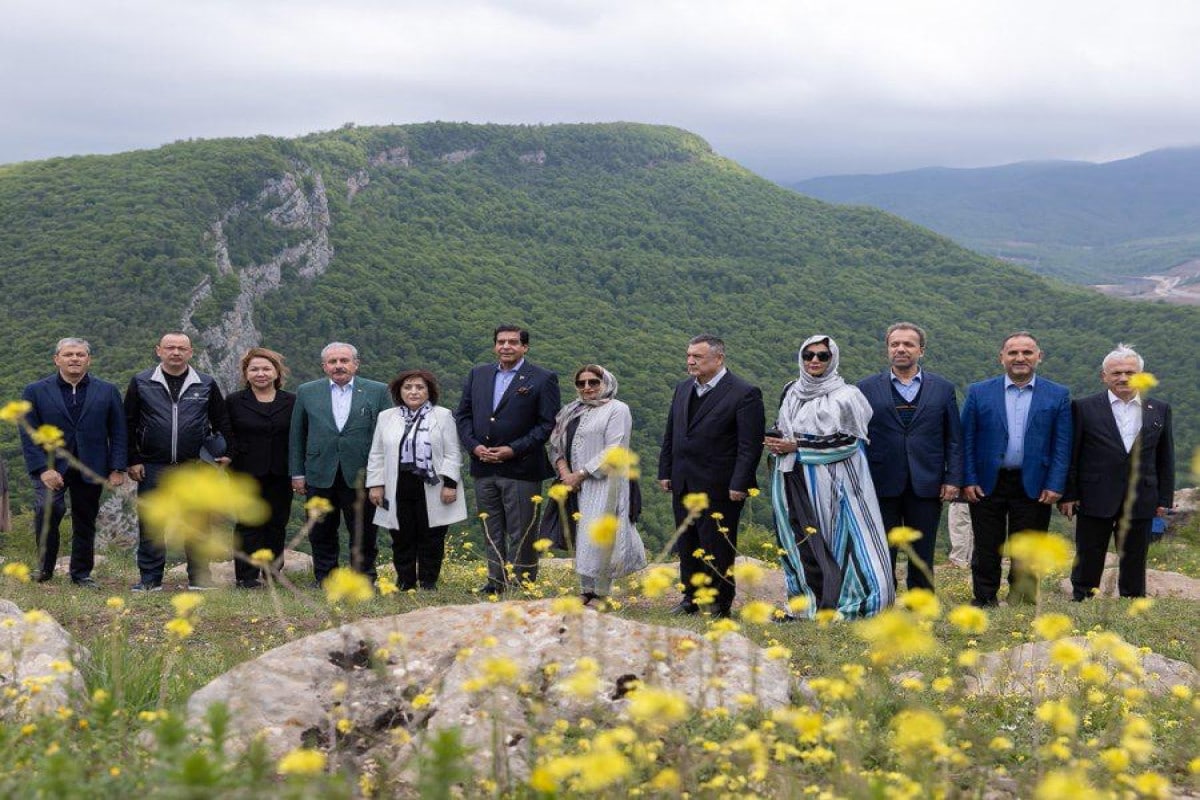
[549, 366, 618, 456]
[777, 334, 872, 442]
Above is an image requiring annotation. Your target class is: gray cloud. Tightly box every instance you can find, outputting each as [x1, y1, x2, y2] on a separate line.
[4, 0, 1200, 179]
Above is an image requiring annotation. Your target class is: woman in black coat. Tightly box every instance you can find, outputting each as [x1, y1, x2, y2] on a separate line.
[225, 347, 296, 588]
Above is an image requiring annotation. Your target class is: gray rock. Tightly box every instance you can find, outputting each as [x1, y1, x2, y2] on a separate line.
[0, 599, 88, 718]
[166, 549, 313, 586]
[1058, 566, 1200, 599]
[964, 635, 1198, 696]
[186, 600, 792, 778]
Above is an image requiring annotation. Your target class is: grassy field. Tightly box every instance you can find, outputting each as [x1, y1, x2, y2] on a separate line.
[1, 500, 1198, 797]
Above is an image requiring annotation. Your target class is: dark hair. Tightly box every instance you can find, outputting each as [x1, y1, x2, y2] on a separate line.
[493, 325, 529, 345]
[1000, 330, 1039, 349]
[885, 322, 926, 348]
[389, 369, 440, 405]
[240, 347, 289, 389]
[688, 334, 726, 356]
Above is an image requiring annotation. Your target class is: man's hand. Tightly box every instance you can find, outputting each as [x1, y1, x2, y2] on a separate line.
[128, 464, 146, 482]
[1038, 489, 1062, 505]
[214, 456, 231, 467]
[39, 469, 64, 491]
[1058, 501, 1077, 520]
[473, 445, 490, 461]
[291, 477, 306, 495]
[108, 470, 126, 488]
[561, 470, 585, 489]
[939, 484, 960, 502]
[729, 489, 748, 502]
[658, 479, 672, 493]
[963, 485, 985, 502]
[489, 446, 515, 462]
[368, 486, 384, 507]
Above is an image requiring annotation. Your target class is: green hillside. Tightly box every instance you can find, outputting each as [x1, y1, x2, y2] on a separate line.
[2, 123, 1198, 543]
[790, 148, 1200, 283]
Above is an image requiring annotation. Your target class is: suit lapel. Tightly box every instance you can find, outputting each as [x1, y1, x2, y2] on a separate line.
[43, 376, 71, 421]
[74, 377, 102, 426]
[1093, 393, 1125, 448]
[990, 378, 1008, 437]
[492, 365, 529, 415]
[687, 374, 734, 430]
[314, 381, 335, 426]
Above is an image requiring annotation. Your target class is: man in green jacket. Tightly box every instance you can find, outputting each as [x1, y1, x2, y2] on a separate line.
[289, 342, 391, 584]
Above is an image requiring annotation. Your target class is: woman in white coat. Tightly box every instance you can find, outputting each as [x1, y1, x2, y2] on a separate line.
[367, 369, 467, 590]
[549, 364, 646, 602]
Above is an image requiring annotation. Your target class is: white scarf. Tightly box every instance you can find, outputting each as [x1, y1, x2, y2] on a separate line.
[777, 334, 872, 442]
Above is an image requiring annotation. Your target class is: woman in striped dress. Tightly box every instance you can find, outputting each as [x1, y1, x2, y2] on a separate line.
[764, 335, 895, 619]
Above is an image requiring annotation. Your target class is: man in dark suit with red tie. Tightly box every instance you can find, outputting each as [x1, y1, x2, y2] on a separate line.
[658, 334, 765, 618]
[1059, 344, 1174, 600]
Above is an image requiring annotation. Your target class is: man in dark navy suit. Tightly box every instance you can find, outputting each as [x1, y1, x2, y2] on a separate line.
[961, 331, 1072, 606]
[658, 334, 765, 617]
[20, 337, 127, 586]
[1060, 344, 1174, 600]
[456, 325, 560, 593]
[858, 323, 963, 591]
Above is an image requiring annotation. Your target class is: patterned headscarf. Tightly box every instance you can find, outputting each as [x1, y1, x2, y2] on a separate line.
[777, 334, 872, 441]
[549, 365, 618, 456]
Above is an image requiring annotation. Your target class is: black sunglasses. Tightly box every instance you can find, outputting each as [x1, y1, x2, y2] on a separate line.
[575, 378, 602, 388]
[801, 350, 832, 362]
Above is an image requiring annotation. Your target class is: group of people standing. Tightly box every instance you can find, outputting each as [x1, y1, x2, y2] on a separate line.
[13, 323, 1175, 619]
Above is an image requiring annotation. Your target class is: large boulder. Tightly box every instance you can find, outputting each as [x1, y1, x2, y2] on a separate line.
[0, 599, 88, 718]
[964, 635, 1198, 697]
[166, 549, 314, 586]
[1058, 567, 1200, 599]
[186, 600, 792, 776]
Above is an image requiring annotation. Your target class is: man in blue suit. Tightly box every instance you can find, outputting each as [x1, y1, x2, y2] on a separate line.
[858, 323, 962, 591]
[961, 331, 1072, 606]
[20, 337, 127, 586]
[455, 325, 560, 594]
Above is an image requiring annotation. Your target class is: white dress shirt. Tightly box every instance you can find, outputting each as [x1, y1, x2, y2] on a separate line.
[1108, 390, 1142, 453]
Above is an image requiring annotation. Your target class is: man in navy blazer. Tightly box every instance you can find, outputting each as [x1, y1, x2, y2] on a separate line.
[961, 331, 1072, 606]
[858, 323, 963, 591]
[658, 334, 765, 617]
[1060, 345, 1174, 600]
[19, 337, 127, 586]
[455, 325, 560, 593]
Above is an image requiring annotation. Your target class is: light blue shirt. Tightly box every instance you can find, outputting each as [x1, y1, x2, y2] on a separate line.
[694, 367, 727, 397]
[330, 379, 355, 432]
[493, 358, 525, 411]
[1002, 376, 1036, 469]
[890, 369, 923, 403]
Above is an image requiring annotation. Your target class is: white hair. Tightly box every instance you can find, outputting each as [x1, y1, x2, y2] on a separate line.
[1101, 343, 1144, 372]
[54, 337, 91, 355]
[321, 342, 359, 361]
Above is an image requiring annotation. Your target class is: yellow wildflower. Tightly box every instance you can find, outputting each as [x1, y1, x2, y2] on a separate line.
[278, 748, 327, 776]
[746, 487, 760, 498]
[23, 610, 50, 624]
[739, 600, 775, 626]
[946, 604, 989, 634]
[1098, 747, 1129, 773]
[1127, 372, 1158, 393]
[1004, 532, 1073, 577]
[171, 593, 204, 617]
[787, 595, 811, 615]
[1035, 768, 1095, 799]
[551, 596, 584, 615]
[1126, 597, 1154, 617]
[139, 462, 267, 556]
[1049, 639, 1087, 669]
[891, 709, 946, 763]
[1032, 613, 1073, 640]
[530, 494, 543, 505]
[547, 483, 570, 504]
[533, 537, 553, 553]
[303, 496, 333, 520]
[0, 400, 33, 423]
[989, 736, 1014, 751]
[639, 565, 676, 599]
[2, 563, 31, 583]
[164, 618, 194, 639]
[1130, 772, 1171, 799]
[856, 609, 937, 665]
[587, 514, 618, 547]
[322, 568, 374, 605]
[649, 768, 681, 790]
[887, 526, 922, 546]
[682, 492, 710, 514]
[32, 424, 65, 450]
[898, 588, 940, 619]
[1035, 700, 1077, 735]
[376, 575, 398, 596]
[249, 549, 275, 567]
[730, 560, 766, 586]
[599, 445, 639, 475]
[626, 686, 689, 725]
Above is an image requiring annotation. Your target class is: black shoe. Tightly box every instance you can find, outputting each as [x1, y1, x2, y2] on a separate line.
[970, 597, 999, 608]
[33, 570, 53, 583]
[419, 584, 437, 591]
[475, 584, 504, 595]
[581, 591, 598, 605]
[398, 584, 417, 592]
[668, 600, 699, 616]
[131, 581, 163, 593]
[708, 607, 733, 619]
[236, 579, 264, 589]
[72, 577, 100, 589]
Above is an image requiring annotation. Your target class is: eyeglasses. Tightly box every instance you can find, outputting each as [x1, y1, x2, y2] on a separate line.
[575, 378, 602, 388]
[801, 351, 832, 362]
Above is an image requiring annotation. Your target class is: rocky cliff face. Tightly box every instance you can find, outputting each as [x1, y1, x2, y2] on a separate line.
[182, 168, 333, 391]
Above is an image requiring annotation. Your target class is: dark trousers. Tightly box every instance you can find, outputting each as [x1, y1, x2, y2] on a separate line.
[390, 496, 447, 590]
[674, 492, 743, 613]
[879, 488, 942, 591]
[968, 469, 1051, 604]
[31, 469, 103, 581]
[234, 474, 293, 584]
[475, 475, 541, 589]
[1071, 513, 1152, 600]
[137, 462, 213, 586]
[308, 468, 378, 583]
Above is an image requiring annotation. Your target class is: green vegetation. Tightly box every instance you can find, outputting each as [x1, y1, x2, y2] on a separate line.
[2, 123, 1199, 546]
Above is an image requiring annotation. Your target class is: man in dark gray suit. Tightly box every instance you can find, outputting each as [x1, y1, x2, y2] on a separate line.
[658, 334, 765, 618]
[1060, 344, 1174, 600]
[455, 325, 560, 594]
[857, 323, 962, 590]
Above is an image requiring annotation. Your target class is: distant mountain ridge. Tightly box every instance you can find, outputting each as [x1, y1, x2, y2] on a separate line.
[2, 123, 1197, 541]
[790, 147, 1200, 286]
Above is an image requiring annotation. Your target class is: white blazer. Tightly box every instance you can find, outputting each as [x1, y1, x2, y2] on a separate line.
[366, 405, 467, 529]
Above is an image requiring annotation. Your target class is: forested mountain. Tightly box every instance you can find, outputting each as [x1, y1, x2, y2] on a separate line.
[790, 147, 1200, 284]
[2, 123, 1198, 543]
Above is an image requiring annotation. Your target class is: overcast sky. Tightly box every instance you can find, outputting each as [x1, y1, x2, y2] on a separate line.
[4, 0, 1200, 181]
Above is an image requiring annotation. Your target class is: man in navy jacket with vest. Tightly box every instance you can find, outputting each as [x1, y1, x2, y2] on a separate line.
[858, 323, 962, 591]
[124, 332, 231, 591]
[20, 337, 127, 586]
